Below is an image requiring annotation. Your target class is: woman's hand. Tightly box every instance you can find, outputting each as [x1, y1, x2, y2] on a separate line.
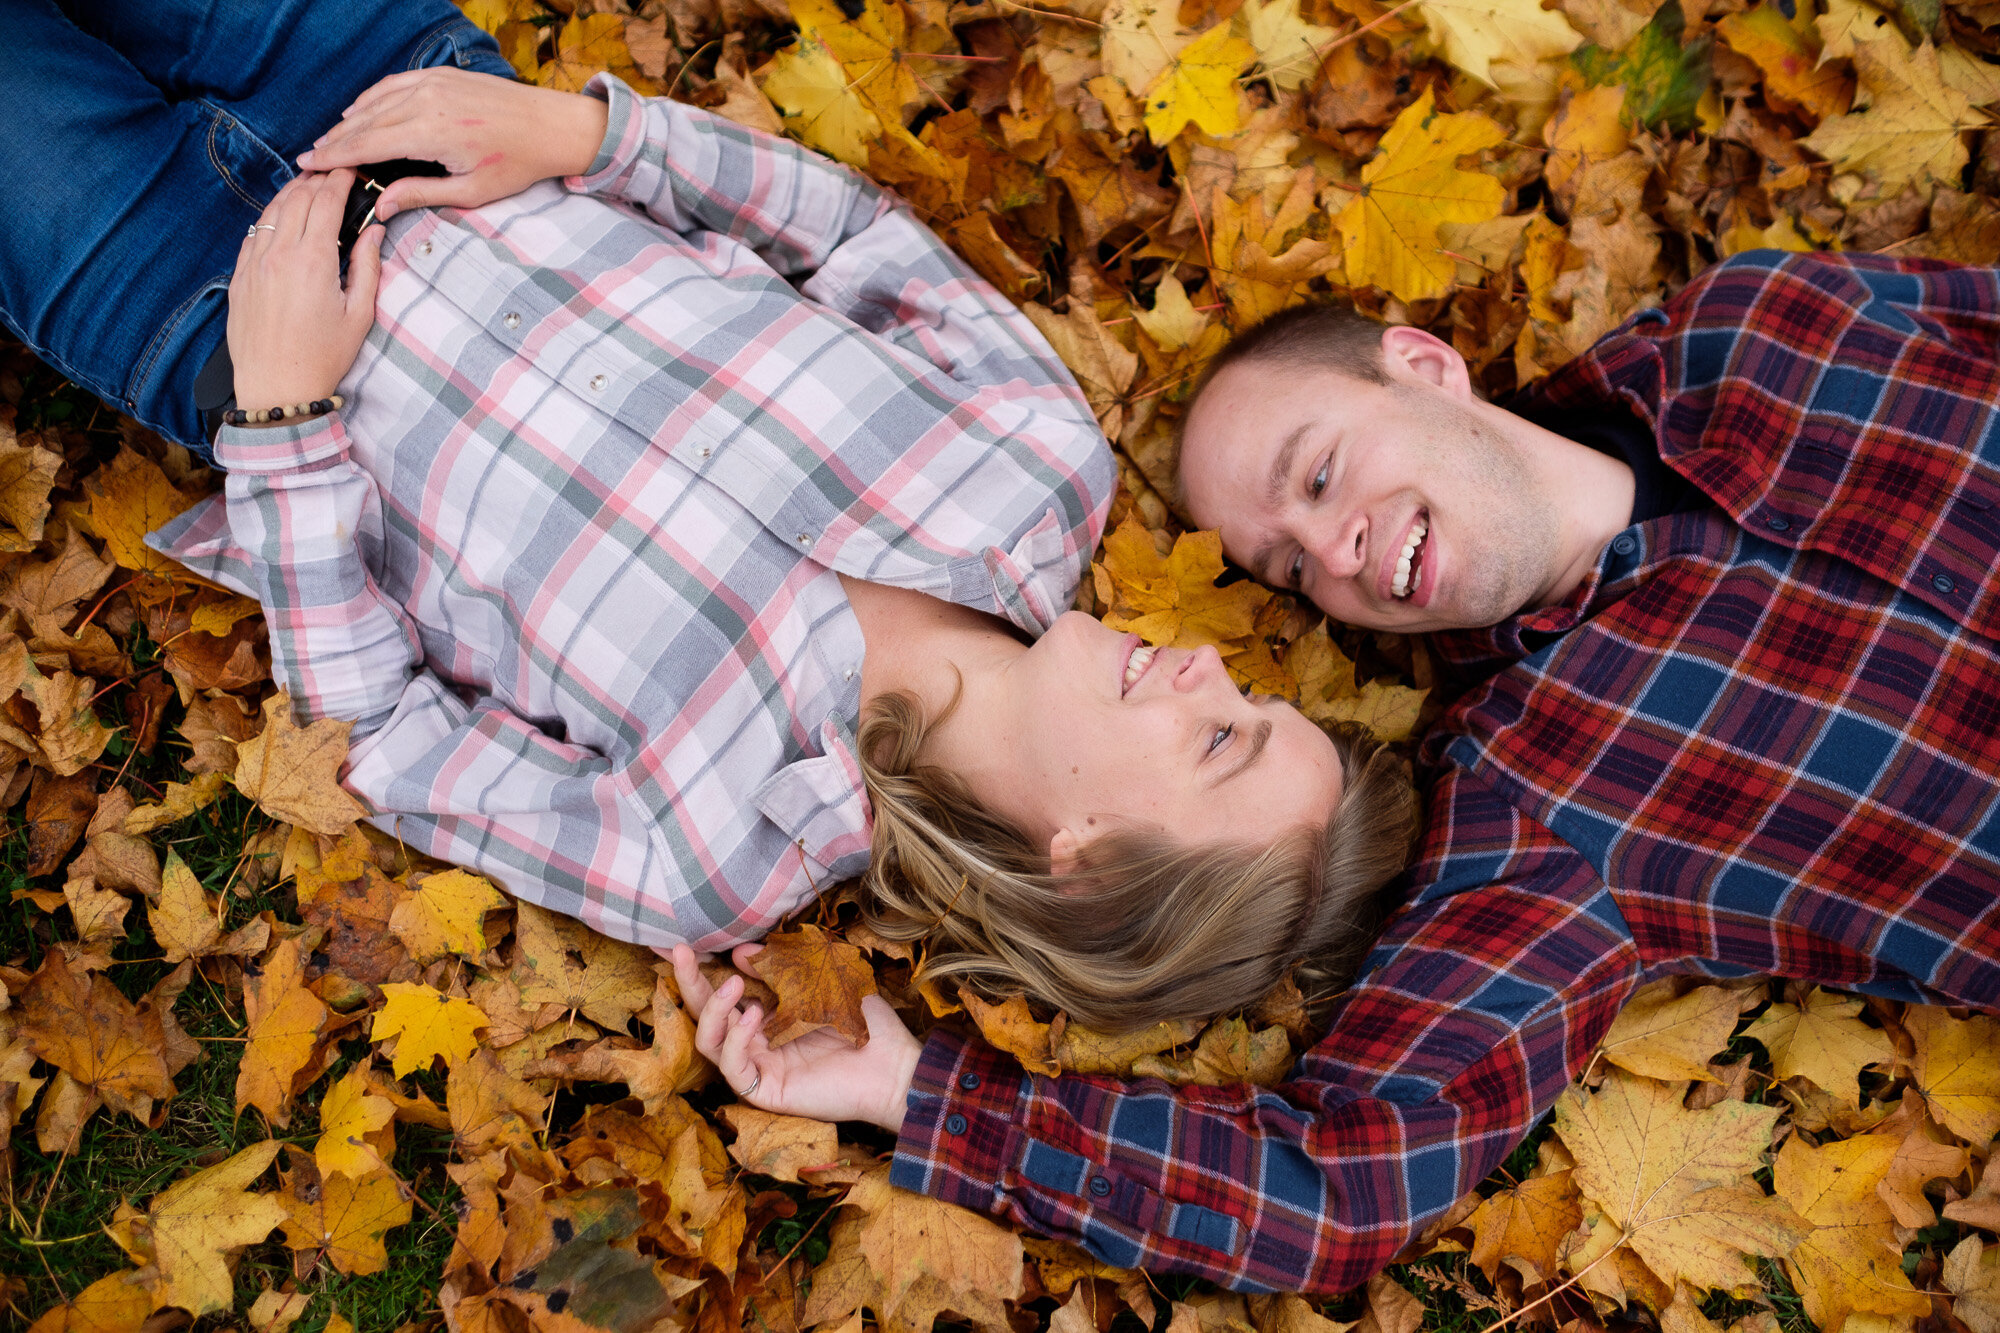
[228, 171, 382, 414]
[297, 68, 609, 222]
[672, 944, 923, 1134]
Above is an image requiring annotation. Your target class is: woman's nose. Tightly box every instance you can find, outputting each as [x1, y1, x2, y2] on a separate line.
[1174, 643, 1227, 691]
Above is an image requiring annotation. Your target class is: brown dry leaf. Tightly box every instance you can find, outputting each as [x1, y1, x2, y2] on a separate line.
[721, 1105, 841, 1182]
[141, 1140, 288, 1318]
[1465, 1169, 1584, 1285]
[121, 771, 229, 837]
[1597, 981, 1740, 1083]
[149, 851, 220, 964]
[236, 938, 330, 1128]
[179, 691, 260, 775]
[1718, 5, 1852, 121]
[1025, 301, 1140, 439]
[447, 1047, 548, 1161]
[389, 868, 504, 963]
[1744, 987, 1894, 1102]
[1096, 518, 1270, 660]
[1773, 1134, 1930, 1333]
[1555, 1069, 1810, 1293]
[231, 694, 367, 836]
[372, 982, 489, 1078]
[22, 667, 114, 776]
[17, 951, 174, 1123]
[512, 899, 657, 1030]
[0, 427, 60, 554]
[80, 447, 202, 576]
[0, 527, 113, 629]
[754, 922, 878, 1047]
[1944, 1236, 2000, 1333]
[587, 973, 708, 1113]
[1901, 1005, 2000, 1143]
[23, 769, 96, 878]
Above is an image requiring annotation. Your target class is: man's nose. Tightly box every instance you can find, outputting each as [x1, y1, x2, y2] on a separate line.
[1311, 510, 1369, 582]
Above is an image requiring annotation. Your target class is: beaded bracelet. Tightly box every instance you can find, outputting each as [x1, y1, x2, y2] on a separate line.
[224, 394, 345, 428]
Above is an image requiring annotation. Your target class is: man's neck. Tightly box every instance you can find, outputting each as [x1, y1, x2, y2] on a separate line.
[1513, 410, 1638, 612]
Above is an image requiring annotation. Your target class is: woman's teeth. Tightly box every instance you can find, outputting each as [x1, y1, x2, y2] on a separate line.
[1123, 644, 1157, 694]
[1392, 518, 1429, 600]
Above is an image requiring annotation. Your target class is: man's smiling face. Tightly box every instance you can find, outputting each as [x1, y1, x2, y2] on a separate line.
[1177, 327, 1570, 634]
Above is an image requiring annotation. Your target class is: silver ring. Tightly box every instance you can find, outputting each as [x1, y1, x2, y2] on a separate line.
[254, 223, 278, 234]
[739, 1072, 762, 1099]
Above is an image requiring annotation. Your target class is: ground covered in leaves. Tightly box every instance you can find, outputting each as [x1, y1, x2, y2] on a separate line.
[6, 0, 2000, 1326]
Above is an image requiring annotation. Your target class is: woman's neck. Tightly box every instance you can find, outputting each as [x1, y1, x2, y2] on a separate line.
[837, 575, 1031, 799]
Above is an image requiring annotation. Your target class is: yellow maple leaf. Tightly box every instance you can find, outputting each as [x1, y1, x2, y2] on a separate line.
[236, 938, 329, 1127]
[231, 695, 368, 837]
[761, 35, 883, 168]
[278, 1161, 413, 1277]
[1243, 0, 1338, 91]
[144, 1141, 289, 1318]
[1466, 1170, 1583, 1286]
[1095, 517, 1268, 657]
[149, 851, 219, 965]
[1774, 1135, 1931, 1333]
[1335, 89, 1507, 304]
[513, 899, 658, 1030]
[1133, 273, 1212, 351]
[1718, 5, 1852, 122]
[1555, 1069, 1810, 1293]
[1597, 980, 1741, 1084]
[1142, 24, 1256, 144]
[1418, 0, 1582, 87]
[536, 15, 649, 94]
[458, 0, 539, 34]
[959, 990, 1059, 1076]
[1129, 1015, 1292, 1086]
[315, 1064, 397, 1181]
[24, 1270, 152, 1333]
[1051, 1015, 1206, 1075]
[1742, 987, 1894, 1102]
[1801, 37, 1986, 199]
[792, 0, 919, 127]
[1901, 1005, 2000, 1143]
[1284, 622, 1427, 743]
[186, 595, 261, 640]
[388, 868, 504, 963]
[372, 983, 489, 1079]
[0, 425, 61, 554]
[79, 447, 203, 577]
[721, 1105, 842, 1184]
[849, 1167, 1025, 1328]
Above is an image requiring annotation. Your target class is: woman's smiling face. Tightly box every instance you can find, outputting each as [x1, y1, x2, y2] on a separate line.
[988, 611, 1345, 856]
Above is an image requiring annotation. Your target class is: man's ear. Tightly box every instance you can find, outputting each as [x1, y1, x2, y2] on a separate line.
[1380, 324, 1472, 398]
[1048, 827, 1083, 877]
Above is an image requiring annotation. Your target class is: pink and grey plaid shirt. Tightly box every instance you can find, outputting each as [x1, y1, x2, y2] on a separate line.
[152, 75, 1112, 951]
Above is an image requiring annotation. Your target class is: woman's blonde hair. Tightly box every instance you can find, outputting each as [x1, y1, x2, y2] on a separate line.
[857, 690, 1421, 1034]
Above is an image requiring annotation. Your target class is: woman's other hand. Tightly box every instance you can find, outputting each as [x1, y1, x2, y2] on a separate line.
[228, 172, 382, 414]
[672, 943, 922, 1134]
[297, 68, 608, 222]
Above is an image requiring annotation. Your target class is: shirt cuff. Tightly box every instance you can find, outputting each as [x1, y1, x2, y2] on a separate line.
[566, 73, 645, 195]
[889, 1028, 1029, 1213]
[213, 413, 352, 474]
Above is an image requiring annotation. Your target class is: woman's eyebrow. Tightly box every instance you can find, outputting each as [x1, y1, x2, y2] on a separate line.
[1212, 720, 1272, 788]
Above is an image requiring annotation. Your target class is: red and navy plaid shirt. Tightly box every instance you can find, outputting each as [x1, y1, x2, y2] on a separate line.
[890, 251, 2000, 1293]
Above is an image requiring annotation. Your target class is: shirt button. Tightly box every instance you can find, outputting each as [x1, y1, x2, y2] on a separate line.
[1088, 1176, 1112, 1197]
[417, 240, 432, 257]
[843, 667, 855, 681]
[959, 1072, 981, 1091]
[945, 1114, 968, 1135]
[589, 374, 608, 392]
[1933, 572, 1957, 594]
[1610, 534, 1637, 556]
[797, 533, 811, 545]
[699, 446, 711, 459]
[1765, 515, 1790, 532]
[502, 312, 521, 330]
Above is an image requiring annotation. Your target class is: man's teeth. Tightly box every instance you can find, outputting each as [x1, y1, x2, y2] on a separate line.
[1392, 518, 1429, 599]
[1124, 644, 1157, 692]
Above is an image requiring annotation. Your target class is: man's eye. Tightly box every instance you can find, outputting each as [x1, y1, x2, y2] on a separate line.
[1307, 458, 1330, 500]
[1208, 723, 1235, 755]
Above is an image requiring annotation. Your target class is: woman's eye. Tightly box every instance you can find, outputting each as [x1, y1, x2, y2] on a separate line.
[1208, 723, 1235, 755]
[1287, 551, 1306, 589]
[1307, 457, 1330, 500]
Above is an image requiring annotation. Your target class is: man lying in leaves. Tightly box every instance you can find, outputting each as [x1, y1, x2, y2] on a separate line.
[1, 0, 1417, 1166]
[678, 250, 2000, 1293]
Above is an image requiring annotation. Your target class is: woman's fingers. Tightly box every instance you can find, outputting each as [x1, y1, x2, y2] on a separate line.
[304, 169, 356, 250]
[731, 942, 766, 979]
[671, 944, 714, 1010]
[718, 1003, 766, 1098]
[691, 972, 745, 1060]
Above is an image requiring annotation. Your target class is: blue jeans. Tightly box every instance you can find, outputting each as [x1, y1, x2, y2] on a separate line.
[0, 0, 513, 450]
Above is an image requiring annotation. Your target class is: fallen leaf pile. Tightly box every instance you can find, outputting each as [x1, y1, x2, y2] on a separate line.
[6, 0, 2000, 1321]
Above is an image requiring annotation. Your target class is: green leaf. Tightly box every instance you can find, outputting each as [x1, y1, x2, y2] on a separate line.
[1570, 2, 1712, 132]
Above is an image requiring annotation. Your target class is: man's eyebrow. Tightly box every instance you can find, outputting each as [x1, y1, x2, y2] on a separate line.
[1213, 719, 1272, 788]
[1248, 426, 1312, 580]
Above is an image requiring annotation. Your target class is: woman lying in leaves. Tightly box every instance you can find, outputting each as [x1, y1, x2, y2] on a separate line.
[1, 0, 1416, 1100]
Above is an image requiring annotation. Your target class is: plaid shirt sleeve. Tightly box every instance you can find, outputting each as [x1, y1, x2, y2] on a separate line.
[569, 76, 1093, 420]
[891, 768, 1643, 1293]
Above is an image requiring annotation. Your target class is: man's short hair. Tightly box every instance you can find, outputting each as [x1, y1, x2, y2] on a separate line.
[1189, 302, 1391, 400]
